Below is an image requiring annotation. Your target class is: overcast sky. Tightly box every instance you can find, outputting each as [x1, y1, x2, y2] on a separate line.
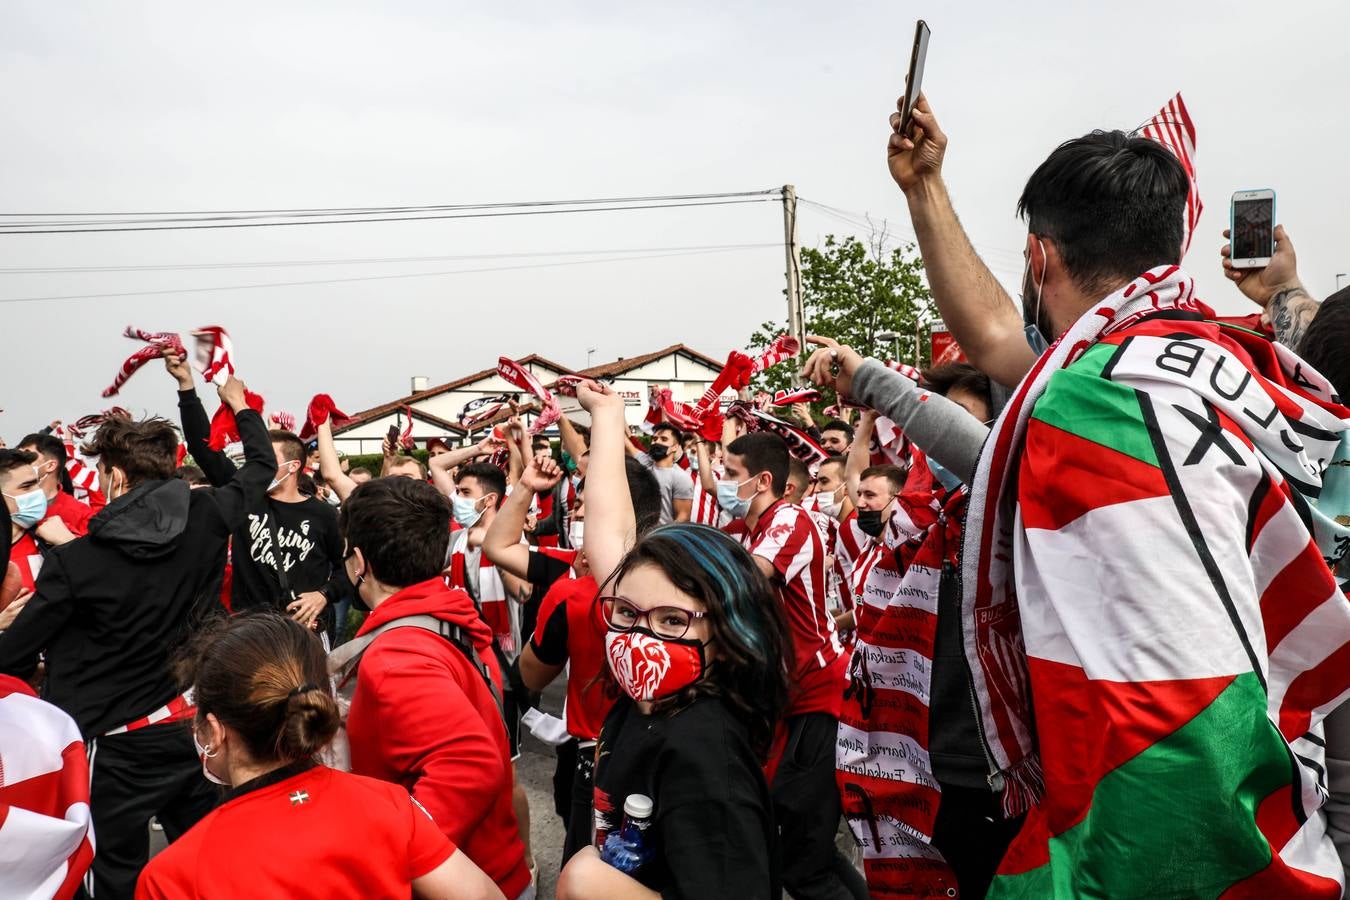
[2, 0, 1346, 439]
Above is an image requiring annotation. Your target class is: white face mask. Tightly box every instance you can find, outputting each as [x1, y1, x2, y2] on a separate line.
[193, 727, 230, 786]
[810, 485, 844, 518]
[267, 462, 298, 494]
[568, 519, 585, 550]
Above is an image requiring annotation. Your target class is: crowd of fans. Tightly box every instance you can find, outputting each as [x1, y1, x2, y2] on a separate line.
[1, 89, 1348, 900]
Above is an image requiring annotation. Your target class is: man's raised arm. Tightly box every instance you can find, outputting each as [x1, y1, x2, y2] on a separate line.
[483, 457, 563, 582]
[889, 93, 1037, 388]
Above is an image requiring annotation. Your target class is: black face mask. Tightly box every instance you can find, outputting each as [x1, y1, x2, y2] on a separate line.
[648, 443, 670, 461]
[856, 509, 884, 538]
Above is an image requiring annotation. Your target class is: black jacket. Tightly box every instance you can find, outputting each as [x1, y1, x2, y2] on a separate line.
[0, 409, 274, 737]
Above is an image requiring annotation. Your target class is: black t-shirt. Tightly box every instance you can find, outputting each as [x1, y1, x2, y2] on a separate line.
[592, 695, 781, 899]
[231, 496, 343, 623]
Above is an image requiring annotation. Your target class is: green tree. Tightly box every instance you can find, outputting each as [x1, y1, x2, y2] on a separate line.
[749, 233, 936, 399]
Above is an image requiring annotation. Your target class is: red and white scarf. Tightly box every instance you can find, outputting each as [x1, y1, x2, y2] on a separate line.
[497, 358, 560, 435]
[103, 327, 184, 397]
[448, 532, 516, 655]
[191, 325, 234, 386]
[837, 466, 968, 896]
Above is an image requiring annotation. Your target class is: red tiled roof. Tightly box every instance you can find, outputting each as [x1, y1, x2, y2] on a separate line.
[333, 405, 467, 436]
[572, 344, 724, 380]
[342, 353, 575, 426]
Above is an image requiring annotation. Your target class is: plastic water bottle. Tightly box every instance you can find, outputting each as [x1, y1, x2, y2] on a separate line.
[600, 793, 654, 873]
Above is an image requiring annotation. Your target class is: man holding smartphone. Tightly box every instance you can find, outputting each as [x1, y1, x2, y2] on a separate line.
[884, 97, 1350, 897]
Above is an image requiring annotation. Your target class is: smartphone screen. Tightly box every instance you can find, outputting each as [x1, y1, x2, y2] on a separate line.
[1231, 196, 1274, 262]
[899, 20, 931, 137]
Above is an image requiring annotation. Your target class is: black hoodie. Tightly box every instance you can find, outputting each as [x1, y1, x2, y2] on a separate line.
[0, 409, 274, 737]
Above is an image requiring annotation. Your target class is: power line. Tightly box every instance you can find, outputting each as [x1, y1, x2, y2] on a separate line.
[0, 189, 779, 220]
[0, 243, 779, 305]
[0, 242, 778, 274]
[0, 191, 782, 233]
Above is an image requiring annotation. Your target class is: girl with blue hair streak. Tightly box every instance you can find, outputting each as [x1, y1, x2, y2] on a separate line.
[558, 384, 791, 900]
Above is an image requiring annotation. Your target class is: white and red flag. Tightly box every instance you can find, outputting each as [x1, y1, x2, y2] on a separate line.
[0, 676, 94, 899]
[1139, 92, 1202, 258]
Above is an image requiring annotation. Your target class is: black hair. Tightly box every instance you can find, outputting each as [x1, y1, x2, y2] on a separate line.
[177, 612, 338, 764]
[651, 422, 684, 443]
[726, 432, 790, 497]
[1018, 130, 1189, 297]
[786, 457, 810, 496]
[455, 461, 507, 510]
[921, 362, 993, 410]
[860, 464, 906, 494]
[600, 524, 792, 760]
[1300, 287, 1350, 400]
[81, 415, 178, 487]
[340, 477, 451, 588]
[820, 419, 855, 442]
[624, 456, 663, 537]
[0, 448, 39, 480]
[18, 433, 67, 467]
[819, 454, 847, 473]
[18, 433, 75, 496]
[175, 465, 208, 486]
[269, 430, 306, 466]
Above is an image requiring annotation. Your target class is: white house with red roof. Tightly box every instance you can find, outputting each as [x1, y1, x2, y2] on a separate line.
[332, 344, 730, 453]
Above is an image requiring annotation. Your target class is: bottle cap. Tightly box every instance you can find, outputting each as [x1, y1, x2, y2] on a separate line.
[624, 793, 654, 819]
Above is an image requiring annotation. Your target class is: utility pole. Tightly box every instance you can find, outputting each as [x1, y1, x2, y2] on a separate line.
[782, 185, 805, 383]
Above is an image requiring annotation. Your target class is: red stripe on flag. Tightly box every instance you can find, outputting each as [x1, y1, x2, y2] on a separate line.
[1277, 640, 1350, 740]
[1259, 541, 1337, 650]
[1019, 419, 1170, 532]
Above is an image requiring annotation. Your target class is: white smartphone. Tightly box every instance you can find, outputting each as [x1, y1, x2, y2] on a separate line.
[1230, 189, 1275, 269]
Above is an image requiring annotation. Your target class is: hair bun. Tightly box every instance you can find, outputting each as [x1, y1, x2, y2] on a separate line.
[276, 684, 340, 759]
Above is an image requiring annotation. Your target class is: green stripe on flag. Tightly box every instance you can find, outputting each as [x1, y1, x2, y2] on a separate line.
[1030, 346, 1158, 468]
[989, 673, 1291, 899]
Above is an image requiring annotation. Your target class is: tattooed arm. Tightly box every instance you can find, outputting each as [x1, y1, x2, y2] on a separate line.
[1267, 284, 1320, 352]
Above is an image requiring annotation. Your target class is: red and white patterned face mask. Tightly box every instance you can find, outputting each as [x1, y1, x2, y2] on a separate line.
[604, 629, 706, 702]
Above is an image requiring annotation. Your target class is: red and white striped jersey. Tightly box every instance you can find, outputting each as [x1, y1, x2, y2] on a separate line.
[689, 464, 729, 527]
[724, 499, 845, 716]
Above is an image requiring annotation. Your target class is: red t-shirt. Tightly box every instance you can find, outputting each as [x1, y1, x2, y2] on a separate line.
[724, 499, 846, 717]
[9, 533, 43, 592]
[135, 765, 453, 899]
[44, 492, 94, 536]
[530, 574, 612, 740]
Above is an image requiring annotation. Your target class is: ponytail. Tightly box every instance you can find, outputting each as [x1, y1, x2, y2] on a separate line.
[180, 612, 338, 765]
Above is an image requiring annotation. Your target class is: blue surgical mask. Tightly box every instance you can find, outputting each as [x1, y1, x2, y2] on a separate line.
[716, 476, 757, 519]
[1020, 236, 1052, 355]
[452, 494, 485, 528]
[4, 471, 49, 529]
[925, 455, 963, 491]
